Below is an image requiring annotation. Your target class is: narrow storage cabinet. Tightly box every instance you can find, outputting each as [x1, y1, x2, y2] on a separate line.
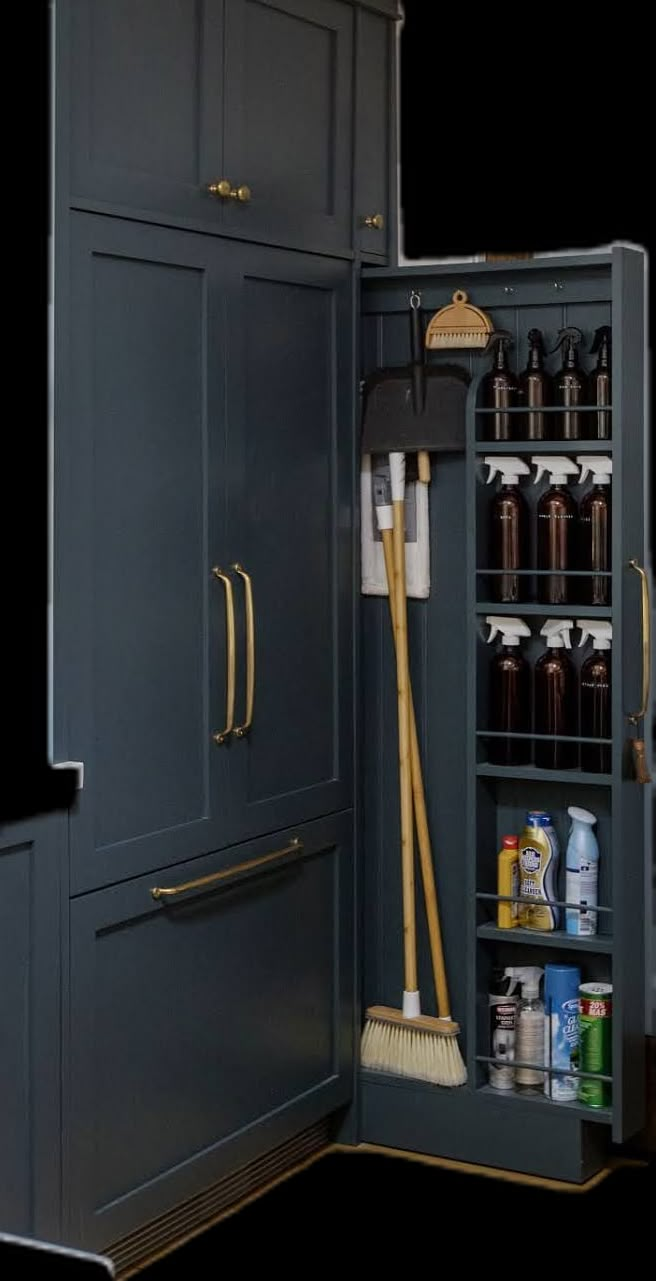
[359, 249, 648, 1173]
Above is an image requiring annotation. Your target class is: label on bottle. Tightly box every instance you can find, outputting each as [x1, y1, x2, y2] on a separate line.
[489, 997, 517, 1090]
[566, 862, 598, 935]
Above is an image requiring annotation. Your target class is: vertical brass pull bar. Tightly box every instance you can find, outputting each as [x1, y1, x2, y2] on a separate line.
[232, 564, 255, 737]
[212, 568, 236, 743]
[627, 559, 651, 724]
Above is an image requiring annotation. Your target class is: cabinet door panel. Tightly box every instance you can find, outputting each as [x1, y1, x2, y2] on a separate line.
[65, 0, 224, 227]
[58, 215, 230, 892]
[354, 7, 393, 260]
[223, 0, 353, 254]
[66, 814, 354, 1249]
[225, 245, 354, 841]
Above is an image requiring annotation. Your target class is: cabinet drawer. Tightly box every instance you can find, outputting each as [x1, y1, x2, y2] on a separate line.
[65, 812, 354, 1249]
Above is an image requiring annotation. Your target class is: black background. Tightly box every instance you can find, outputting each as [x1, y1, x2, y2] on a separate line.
[4, 1, 653, 823]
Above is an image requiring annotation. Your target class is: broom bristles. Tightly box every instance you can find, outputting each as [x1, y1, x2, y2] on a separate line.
[361, 1009, 467, 1088]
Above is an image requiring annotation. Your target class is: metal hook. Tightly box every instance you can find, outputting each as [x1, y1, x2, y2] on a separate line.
[409, 290, 421, 310]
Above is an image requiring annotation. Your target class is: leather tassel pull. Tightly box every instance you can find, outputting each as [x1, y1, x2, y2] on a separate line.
[631, 737, 651, 784]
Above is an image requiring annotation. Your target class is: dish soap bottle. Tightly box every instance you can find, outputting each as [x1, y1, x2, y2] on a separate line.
[565, 806, 600, 936]
[485, 616, 532, 765]
[576, 455, 612, 606]
[506, 967, 545, 1090]
[484, 455, 531, 603]
[577, 620, 612, 773]
[588, 325, 612, 440]
[518, 811, 560, 930]
[482, 330, 518, 442]
[532, 455, 579, 605]
[519, 328, 552, 440]
[551, 327, 585, 440]
[534, 619, 578, 769]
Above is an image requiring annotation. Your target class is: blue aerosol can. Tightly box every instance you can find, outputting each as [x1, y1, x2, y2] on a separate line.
[544, 964, 580, 1102]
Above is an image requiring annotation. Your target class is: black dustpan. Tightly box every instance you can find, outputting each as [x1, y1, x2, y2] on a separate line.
[361, 292, 470, 455]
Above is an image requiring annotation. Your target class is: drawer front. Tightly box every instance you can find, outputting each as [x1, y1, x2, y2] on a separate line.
[65, 812, 354, 1248]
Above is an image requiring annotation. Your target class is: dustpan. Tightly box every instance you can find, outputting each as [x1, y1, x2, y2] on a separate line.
[361, 291, 470, 455]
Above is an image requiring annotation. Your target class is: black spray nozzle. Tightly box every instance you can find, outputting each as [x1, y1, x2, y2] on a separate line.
[550, 325, 583, 356]
[590, 325, 612, 355]
[487, 329, 513, 349]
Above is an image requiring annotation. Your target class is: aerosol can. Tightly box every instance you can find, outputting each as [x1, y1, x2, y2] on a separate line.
[488, 969, 522, 1090]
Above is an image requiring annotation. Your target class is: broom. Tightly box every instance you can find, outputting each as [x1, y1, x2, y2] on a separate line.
[360, 452, 466, 1086]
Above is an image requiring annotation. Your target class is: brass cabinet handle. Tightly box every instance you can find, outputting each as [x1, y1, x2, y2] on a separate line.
[363, 213, 384, 230]
[212, 567, 236, 743]
[232, 563, 255, 737]
[627, 559, 651, 724]
[207, 179, 251, 203]
[151, 837, 302, 901]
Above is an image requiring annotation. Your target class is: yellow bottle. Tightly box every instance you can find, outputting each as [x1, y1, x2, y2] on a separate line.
[497, 836, 520, 928]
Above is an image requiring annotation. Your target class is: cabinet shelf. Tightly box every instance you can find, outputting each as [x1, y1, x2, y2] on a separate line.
[475, 603, 613, 618]
[476, 764, 612, 785]
[475, 406, 613, 415]
[476, 922, 613, 952]
[475, 440, 613, 453]
[476, 1084, 612, 1125]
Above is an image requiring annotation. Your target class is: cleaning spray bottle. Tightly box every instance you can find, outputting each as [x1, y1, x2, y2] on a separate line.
[534, 619, 578, 769]
[484, 456, 530, 603]
[588, 325, 612, 440]
[518, 327, 552, 440]
[488, 968, 521, 1089]
[482, 331, 518, 442]
[485, 616, 532, 765]
[518, 811, 561, 930]
[565, 806, 600, 936]
[577, 620, 612, 773]
[551, 326, 585, 440]
[532, 456, 579, 604]
[506, 967, 544, 1090]
[576, 455, 612, 605]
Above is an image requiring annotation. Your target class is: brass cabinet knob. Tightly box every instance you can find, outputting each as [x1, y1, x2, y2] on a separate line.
[207, 180, 251, 203]
[363, 213, 384, 230]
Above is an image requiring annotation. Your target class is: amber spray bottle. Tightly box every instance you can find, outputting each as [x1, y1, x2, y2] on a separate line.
[482, 331, 518, 441]
[534, 620, 578, 769]
[485, 616, 532, 765]
[551, 327, 585, 440]
[532, 455, 579, 605]
[588, 326, 612, 440]
[519, 328, 552, 440]
[576, 455, 612, 606]
[484, 456, 530, 604]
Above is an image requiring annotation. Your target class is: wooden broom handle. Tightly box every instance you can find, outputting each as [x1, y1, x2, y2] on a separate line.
[392, 498, 417, 994]
[382, 527, 451, 1019]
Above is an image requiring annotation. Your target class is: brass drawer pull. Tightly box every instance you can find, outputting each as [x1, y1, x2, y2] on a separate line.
[627, 559, 651, 724]
[232, 563, 255, 737]
[212, 567, 236, 743]
[151, 838, 302, 901]
[207, 180, 251, 203]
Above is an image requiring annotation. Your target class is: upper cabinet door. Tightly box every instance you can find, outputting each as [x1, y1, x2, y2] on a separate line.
[354, 7, 394, 261]
[222, 0, 354, 255]
[65, 0, 225, 228]
[223, 242, 355, 842]
[58, 214, 233, 894]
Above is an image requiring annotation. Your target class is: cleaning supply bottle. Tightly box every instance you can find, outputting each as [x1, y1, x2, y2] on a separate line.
[484, 456, 530, 603]
[543, 963, 580, 1101]
[577, 621, 612, 773]
[576, 455, 612, 606]
[497, 835, 520, 929]
[506, 967, 544, 1090]
[518, 327, 552, 440]
[565, 806, 600, 936]
[482, 330, 518, 442]
[534, 619, 578, 769]
[532, 456, 579, 605]
[485, 616, 532, 765]
[551, 326, 585, 440]
[588, 325, 612, 440]
[488, 968, 521, 1089]
[518, 811, 560, 930]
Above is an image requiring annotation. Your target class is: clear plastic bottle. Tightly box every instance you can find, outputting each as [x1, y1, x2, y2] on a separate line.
[506, 967, 544, 1090]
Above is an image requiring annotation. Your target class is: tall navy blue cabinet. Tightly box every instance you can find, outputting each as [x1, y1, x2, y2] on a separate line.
[1, 0, 649, 1270]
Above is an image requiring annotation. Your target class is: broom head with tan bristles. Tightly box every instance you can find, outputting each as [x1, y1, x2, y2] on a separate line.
[361, 1005, 467, 1088]
[424, 289, 493, 351]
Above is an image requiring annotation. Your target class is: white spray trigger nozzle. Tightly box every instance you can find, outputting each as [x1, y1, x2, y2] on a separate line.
[484, 456, 531, 486]
[576, 619, 613, 651]
[532, 455, 578, 486]
[540, 618, 574, 649]
[485, 615, 531, 646]
[576, 455, 613, 486]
